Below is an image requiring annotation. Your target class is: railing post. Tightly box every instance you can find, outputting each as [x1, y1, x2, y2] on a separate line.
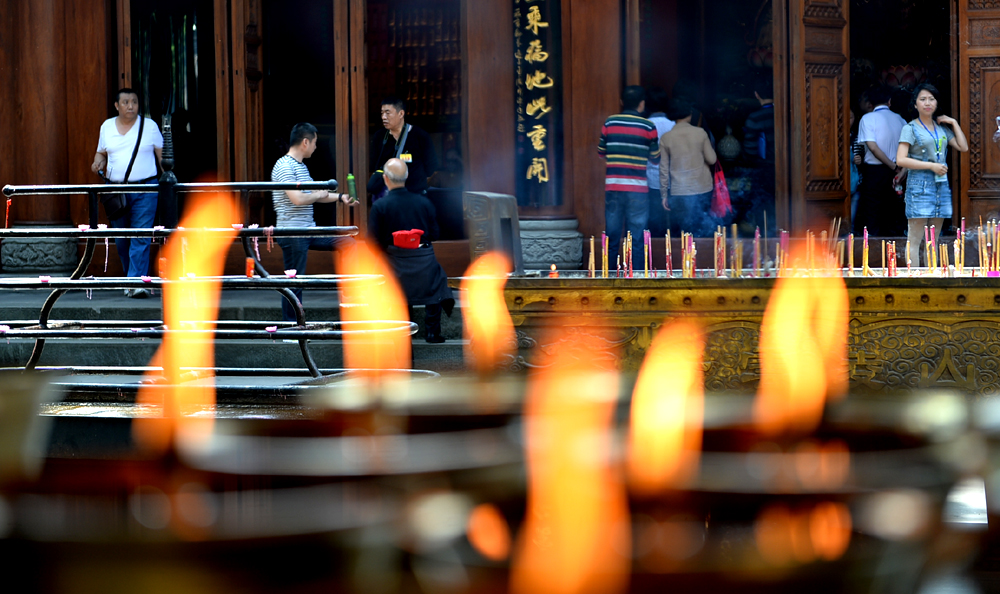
[158, 115, 178, 228]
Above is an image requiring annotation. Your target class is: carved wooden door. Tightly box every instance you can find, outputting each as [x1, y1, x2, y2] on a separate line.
[777, 0, 850, 232]
[959, 2, 1000, 224]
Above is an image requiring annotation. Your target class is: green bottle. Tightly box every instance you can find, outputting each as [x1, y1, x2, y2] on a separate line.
[347, 173, 357, 203]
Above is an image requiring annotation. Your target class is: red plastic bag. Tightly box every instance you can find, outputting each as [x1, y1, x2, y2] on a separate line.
[392, 228, 424, 249]
[711, 162, 733, 218]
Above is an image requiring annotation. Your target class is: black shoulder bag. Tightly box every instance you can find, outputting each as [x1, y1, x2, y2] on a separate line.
[100, 114, 145, 220]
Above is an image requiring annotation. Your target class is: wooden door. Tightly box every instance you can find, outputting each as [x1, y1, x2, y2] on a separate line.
[958, 1, 1000, 224]
[776, 0, 850, 232]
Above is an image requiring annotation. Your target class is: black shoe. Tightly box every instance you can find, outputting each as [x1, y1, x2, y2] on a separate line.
[424, 332, 445, 344]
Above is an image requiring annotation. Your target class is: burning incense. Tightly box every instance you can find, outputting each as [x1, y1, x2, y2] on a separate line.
[666, 231, 672, 278]
[589, 236, 596, 278]
[848, 233, 854, 276]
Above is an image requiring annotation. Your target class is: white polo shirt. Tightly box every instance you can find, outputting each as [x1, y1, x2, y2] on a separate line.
[857, 106, 906, 166]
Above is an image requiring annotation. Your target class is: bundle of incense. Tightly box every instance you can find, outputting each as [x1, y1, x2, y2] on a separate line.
[617, 254, 621, 278]
[887, 242, 896, 277]
[848, 233, 854, 276]
[906, 239, 911, 275]
[589, 236, 596, 278]
[714, 231, 721, 277]
[644, 231, 649, 278]
[837, 239, 845, 270]
[862, 227, 871, 276]
[753, 227, 761, 277]
[665, 231, 673, 278]
[601, 232, 608, 278]
[646, 230, 654, 275]
[961, 217, 966, 271]
[954, 239, 960, 276]
[882, 240, 886, 277]
[941, 243, 950, 277]
[930, 225, 938, 271]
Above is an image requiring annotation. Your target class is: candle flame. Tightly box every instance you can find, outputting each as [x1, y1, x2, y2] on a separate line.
[755, 502, 851, 566]
[461, 252, 514, 374]
[628, 320, 704, 494]
[510, 328, 630, 594]
[756, 249, 848, 436]
[133, 193, 238, 453]
[467, 503, 512, 561]
[337, 241, 411, 380]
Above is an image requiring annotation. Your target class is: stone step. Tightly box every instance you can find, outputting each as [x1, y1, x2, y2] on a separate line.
[0, 337, 468, 375]
[0, 289, 465, 336]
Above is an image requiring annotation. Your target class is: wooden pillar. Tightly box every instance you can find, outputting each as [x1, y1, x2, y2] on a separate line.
[65, 0, 112, 225]
[14, 0, 71, 224]
[461, 0, 515, 195]
[563, 0, 621, 239]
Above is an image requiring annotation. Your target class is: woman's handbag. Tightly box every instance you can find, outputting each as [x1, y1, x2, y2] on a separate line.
[100, 113, 146, 220]
[710, 161, 733, 218]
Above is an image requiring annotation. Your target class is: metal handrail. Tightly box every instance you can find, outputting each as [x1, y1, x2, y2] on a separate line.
[2, 180, 340, 196]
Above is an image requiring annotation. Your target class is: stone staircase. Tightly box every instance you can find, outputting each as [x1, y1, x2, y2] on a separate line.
[0, 286, 468, 375]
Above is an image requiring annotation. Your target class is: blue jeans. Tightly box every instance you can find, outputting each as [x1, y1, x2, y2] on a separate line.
[605, 190, 648, 270]
[669, 191, 716, 237]
[647, 188, 668, 237]
[276, 235, 353, 322]
[109, 191, 158, 277]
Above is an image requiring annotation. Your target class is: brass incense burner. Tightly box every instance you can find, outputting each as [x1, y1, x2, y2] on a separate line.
[503, 275, 1000, 395]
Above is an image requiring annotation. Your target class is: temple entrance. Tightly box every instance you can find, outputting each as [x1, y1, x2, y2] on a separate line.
[849, 0, 955, 232]
[638, 0, 780, 237]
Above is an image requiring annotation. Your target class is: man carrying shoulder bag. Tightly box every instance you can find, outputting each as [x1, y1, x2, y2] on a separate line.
[91, 88, 163, 297]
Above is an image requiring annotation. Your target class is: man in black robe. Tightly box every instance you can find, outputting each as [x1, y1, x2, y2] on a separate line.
[368, 158, 454, 343]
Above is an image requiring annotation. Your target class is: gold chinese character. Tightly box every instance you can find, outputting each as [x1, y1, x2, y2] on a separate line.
[526, 157, 549, 183]
[525, 70, 554, 90]
[527, 125, 547, 151]
[526, 97, 552, 119]
[525, 6, 549, 35]
[525, 40, 549, 63]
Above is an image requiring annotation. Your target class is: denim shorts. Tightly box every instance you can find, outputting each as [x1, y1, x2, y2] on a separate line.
[904, 170, 952, 219]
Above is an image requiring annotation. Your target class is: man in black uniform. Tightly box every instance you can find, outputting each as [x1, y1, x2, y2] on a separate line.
[369, 158, 454, 343]
[368, 97, 439, 199]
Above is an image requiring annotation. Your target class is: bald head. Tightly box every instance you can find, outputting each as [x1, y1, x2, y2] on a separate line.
[383, 158, 409, 190]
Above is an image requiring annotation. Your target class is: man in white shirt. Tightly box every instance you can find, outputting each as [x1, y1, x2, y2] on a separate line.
[856, 85, 907, 236]
[91, 88, 163, 296]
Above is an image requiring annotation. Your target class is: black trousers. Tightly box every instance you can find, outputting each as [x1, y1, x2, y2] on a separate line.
[856, 163, 906, 236]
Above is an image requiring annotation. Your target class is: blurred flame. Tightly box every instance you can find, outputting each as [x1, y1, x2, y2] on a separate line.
[337, 241, 411, 379]
[510, 328, 630, 594]
[755, 502, 851, 566]
[461, 252, 514, 374]
[133, 194, 238, 453]
[628, 320, 704, 494]
[756, 248, 848, 436]
[467, 503, 512, 561]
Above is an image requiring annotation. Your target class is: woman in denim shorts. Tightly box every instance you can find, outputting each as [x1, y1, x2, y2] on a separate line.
[895, 83, 968, 267]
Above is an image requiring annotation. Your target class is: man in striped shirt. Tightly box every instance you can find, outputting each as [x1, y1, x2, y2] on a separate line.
[598, 86, 660, 270]
[272, 122, 354, 322]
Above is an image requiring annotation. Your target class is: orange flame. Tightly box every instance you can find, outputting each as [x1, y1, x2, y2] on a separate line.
[628, 320, 704, 494]
[754, 502, 851, 566]
[336, 241, 411, 379]
[133, 194, 238, 453]
[467, 503, 512, 561]
[461, 252, 514, 374]
[510, 328, 630, 594]
[756, 248, 848, 436]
